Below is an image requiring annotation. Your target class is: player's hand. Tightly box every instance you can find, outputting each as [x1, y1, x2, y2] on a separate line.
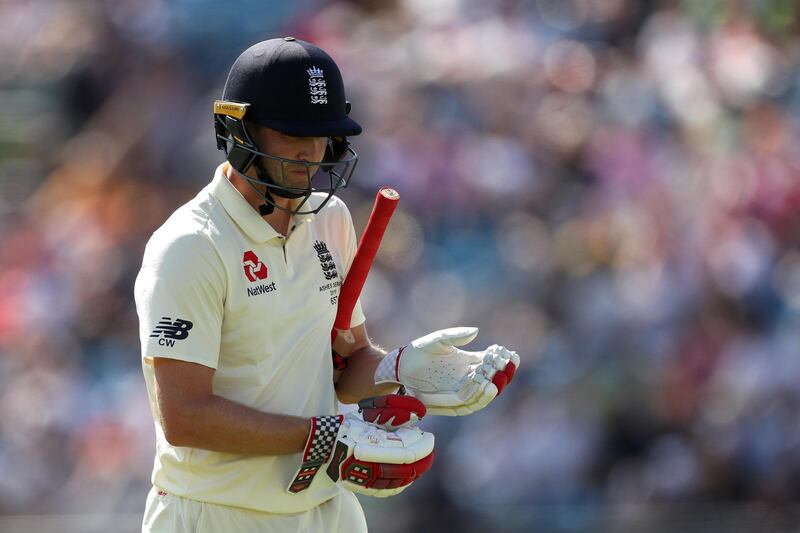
[375, 327, 520, 416]
[287, 413, 434, 498]
[358, 394, 426, 431]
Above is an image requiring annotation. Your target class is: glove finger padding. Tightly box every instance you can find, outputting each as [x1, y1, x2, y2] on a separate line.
[483, 344, 520, 395]
[326, 415, 435, 497]
[358, 394, 426, 430]
[329, 452, 434, 498]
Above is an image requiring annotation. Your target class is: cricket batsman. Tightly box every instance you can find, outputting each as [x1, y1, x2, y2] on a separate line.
[134, 36, 520, 532]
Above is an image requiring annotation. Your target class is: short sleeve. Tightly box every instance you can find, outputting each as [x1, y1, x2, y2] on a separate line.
[134, 231, 226, 368]
[339, 202, 366, 328]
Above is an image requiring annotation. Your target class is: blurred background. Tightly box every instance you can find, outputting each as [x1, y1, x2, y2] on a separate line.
[1, 0, 800, 531]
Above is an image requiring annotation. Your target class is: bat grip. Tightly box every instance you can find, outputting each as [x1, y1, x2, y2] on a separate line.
[333, 188, 399, 333]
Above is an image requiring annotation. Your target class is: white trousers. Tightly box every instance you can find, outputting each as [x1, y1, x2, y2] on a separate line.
[142, 486, 368, 533]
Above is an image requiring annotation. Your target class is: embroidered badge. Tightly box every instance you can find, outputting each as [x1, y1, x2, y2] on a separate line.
[307, 66, 328, 105]
[314, 240, 339, 281]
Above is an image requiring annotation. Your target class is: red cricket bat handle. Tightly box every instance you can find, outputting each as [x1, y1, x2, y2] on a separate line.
[334, 187, 399, 333]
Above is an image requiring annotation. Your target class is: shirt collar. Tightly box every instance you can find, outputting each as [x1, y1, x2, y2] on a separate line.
[209, 164, 316, 243]
[289, 197, 316, 224]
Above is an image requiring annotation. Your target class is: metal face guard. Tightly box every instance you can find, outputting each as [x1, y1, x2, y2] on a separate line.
[214, 102, 358, 215]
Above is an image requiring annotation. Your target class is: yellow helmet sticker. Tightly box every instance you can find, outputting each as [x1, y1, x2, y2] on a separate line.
[214, 100, 249, 119]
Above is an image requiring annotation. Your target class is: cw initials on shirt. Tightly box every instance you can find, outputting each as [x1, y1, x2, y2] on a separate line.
[150, 317, 193, 347]
[243, 250, 268, 282]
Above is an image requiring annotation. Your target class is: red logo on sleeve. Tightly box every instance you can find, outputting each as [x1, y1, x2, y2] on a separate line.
[243, 251, 268, 282]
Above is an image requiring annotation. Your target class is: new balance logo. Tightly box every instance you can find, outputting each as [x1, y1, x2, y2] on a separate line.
[243, 250, 268, 282]
[150, 317, 193, 347]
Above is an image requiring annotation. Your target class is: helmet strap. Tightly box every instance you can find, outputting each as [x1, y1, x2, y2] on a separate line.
[253, 157, 277, 215]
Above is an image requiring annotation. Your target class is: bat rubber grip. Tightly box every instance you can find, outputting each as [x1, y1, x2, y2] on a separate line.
[334, 188, 399, 333]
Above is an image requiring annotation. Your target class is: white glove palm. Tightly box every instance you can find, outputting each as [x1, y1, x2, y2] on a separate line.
[376, 327, 520, 416]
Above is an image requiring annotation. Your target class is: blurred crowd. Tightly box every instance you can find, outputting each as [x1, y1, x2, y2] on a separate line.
[1, 0, 800, 531]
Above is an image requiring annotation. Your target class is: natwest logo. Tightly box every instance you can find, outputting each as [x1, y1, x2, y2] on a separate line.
[243, 250, 268, 282]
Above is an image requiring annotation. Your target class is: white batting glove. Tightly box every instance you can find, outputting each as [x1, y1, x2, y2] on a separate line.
[375, 327, 520, 416]
[287, 413, 435, 498]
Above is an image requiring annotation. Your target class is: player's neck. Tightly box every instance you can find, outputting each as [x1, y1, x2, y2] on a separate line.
[224, 163, 292, 236]
[263, 209, 291, 236]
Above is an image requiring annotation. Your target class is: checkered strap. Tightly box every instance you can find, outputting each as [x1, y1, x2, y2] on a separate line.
[287, 415, 344, 494]
[332, 350, 349, 371]
[374, 346, 405, 384]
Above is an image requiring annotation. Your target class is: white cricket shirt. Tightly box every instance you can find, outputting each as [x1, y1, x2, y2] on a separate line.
[134, 163, 365, 514]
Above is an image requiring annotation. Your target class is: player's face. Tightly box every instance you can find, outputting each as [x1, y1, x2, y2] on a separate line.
[249, 126, 328, 189]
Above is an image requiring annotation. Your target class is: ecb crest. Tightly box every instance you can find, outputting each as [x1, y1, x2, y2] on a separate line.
[307, 66, 328, 105]
[314, 240, 339, 281]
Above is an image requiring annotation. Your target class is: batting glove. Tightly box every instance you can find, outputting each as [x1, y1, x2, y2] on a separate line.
[358, 394, 426, 431]
[374, 327, 520, 416]
[287, 411, 434, 498]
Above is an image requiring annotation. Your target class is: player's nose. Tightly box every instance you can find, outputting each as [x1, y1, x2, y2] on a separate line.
[292, 139, 316, 160]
